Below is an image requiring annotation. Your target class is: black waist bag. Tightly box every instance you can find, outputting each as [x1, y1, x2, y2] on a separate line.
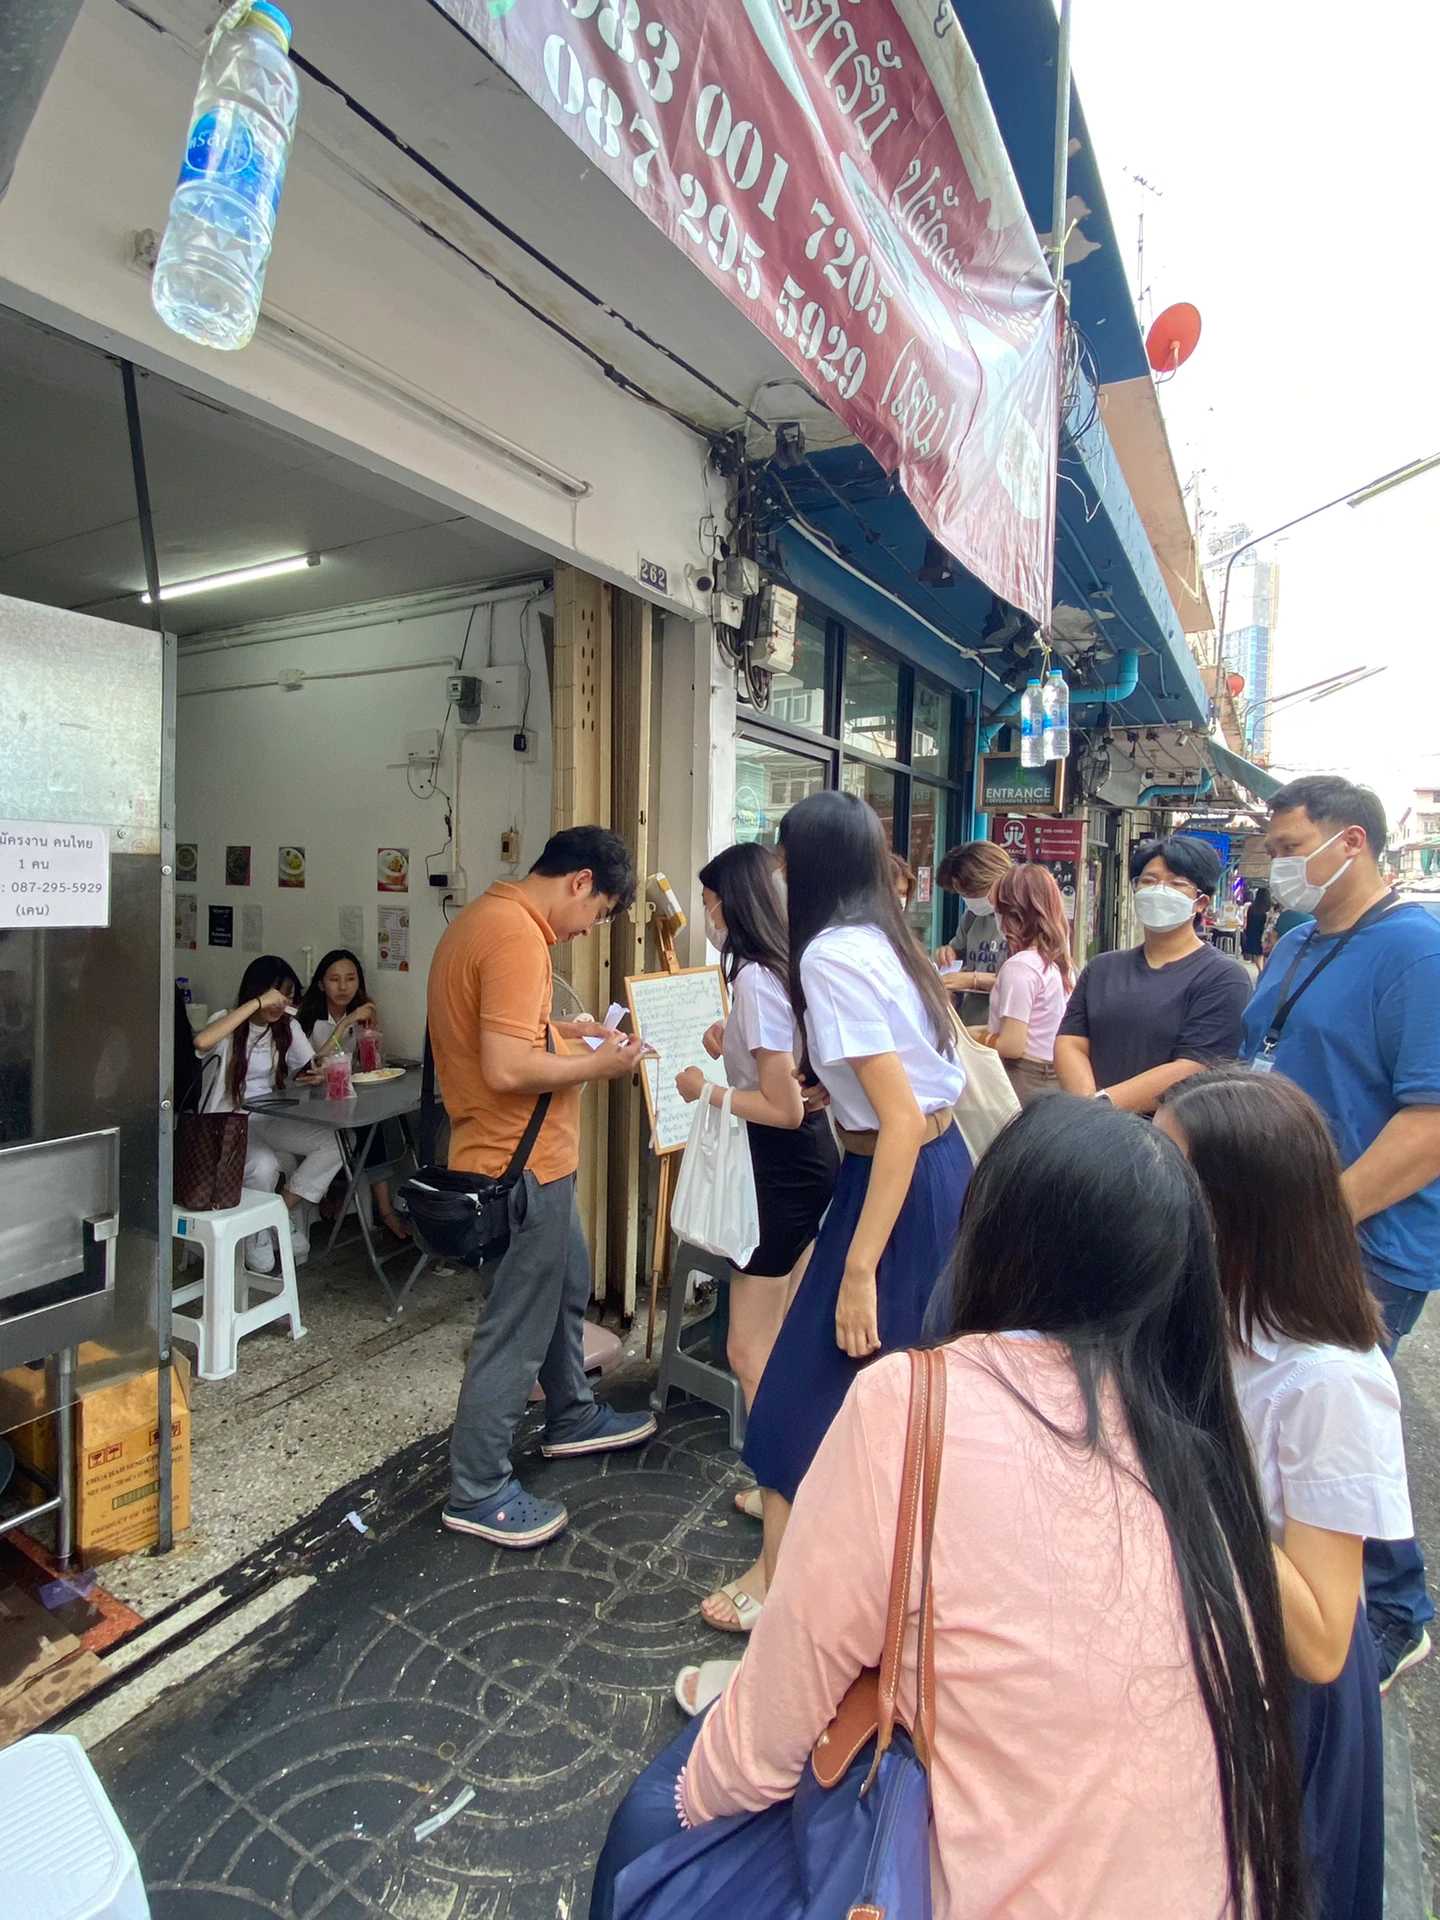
[396, 1028, 552, 1268]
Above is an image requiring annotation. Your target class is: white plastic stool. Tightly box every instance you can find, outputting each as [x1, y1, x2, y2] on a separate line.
[0, 1732, 150, 1918]
[172, 1189, 307, 1381]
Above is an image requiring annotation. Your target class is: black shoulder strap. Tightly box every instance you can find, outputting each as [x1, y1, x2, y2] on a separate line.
[1263, 892, 1400, 1049]
[420, 1024, 553, 1177]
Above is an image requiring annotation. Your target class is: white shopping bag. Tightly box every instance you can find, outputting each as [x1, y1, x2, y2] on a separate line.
[669, 1088, 761, 1268]
[948, 1013, 1021, 1163]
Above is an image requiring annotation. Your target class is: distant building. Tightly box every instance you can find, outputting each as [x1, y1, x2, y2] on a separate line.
[1205, 523, 1281, 761]
[1388, 784, 1440, 887]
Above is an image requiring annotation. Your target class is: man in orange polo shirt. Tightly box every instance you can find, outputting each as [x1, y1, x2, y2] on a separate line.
[431, 826, 654, 1548]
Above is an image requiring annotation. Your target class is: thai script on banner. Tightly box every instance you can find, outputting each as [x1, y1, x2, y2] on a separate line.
[430, 0, 1059, 622]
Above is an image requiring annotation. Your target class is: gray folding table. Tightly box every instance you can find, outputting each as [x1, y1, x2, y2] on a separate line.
[247, 1071, 432, 1319]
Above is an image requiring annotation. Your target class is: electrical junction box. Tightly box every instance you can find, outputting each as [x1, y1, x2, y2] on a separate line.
[710, 590, 745, 632]
[750, 582, 799, 673]
[720, 554, 760, 598]
[406, 728, 441, 766]
[453, 664, 525, 730]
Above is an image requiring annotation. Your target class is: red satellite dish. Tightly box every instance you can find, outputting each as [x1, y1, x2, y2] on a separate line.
[1226, 672, 1246, 698]
[1146, 302, 1202, 375]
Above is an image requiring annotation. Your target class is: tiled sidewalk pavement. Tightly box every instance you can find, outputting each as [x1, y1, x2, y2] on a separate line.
[91, 1404, 751, 1920]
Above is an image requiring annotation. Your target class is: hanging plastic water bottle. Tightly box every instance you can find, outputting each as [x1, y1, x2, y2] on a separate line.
[1019, 677, 1045, 768]
[1042, 668, 1070, 762]
[151, 3, 300, 352]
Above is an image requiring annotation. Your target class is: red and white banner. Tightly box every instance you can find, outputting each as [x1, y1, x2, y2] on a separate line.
[431, 0, 1059, 622]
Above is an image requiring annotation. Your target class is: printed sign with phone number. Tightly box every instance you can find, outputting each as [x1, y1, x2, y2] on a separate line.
[432, 0, 1058, 623]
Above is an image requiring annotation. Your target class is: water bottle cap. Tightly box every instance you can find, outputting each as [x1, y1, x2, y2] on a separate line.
[1026, 675, 1041, 686]
[247, 2, 292, 48]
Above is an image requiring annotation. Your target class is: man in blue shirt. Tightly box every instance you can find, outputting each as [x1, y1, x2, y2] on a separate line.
[1243, 775, 1440, 1690]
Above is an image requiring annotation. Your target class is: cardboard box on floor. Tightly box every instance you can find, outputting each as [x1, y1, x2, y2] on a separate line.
[0, 1584, 105, 1744]
[0, 1344, 191, 1566]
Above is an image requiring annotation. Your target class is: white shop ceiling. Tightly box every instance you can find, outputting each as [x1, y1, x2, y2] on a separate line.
[0, 304, 549, 638]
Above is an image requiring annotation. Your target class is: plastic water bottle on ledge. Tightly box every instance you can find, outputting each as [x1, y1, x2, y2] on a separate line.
[1019, 677, 1045, 768]
[1042, 668, 1070, 761]
[152, 3, 300, 352]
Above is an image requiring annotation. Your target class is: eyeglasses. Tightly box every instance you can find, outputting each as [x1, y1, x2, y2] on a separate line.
[1132, 877, 1199, 899]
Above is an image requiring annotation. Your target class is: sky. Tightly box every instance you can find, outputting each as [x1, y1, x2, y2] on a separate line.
[1067, 0, 1440, 823]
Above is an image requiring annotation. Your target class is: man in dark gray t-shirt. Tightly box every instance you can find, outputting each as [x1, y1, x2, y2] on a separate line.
[1056, 833, 1251, 1111]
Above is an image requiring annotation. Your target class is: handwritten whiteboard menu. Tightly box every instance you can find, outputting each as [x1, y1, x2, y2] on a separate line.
[626, 967, 730, 1154]
[0, 820, 109, 927]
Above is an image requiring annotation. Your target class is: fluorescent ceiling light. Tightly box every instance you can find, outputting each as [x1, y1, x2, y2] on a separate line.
[140, 553, 320, 604]
[1346, 453, 1440, 507]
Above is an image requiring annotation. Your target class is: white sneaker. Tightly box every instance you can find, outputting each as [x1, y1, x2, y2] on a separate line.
[288, 1204, 311, 1266]
[244, 1230, 276, 1276]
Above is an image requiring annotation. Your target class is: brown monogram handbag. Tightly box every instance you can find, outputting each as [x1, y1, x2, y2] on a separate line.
[174, 1062, 249, 1212]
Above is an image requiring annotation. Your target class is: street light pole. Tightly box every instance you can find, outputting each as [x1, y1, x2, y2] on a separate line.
[1213, 452, 1440, 677]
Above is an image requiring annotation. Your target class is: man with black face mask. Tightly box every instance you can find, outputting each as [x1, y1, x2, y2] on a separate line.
[1242, 774, 1440, 1692]
[1055, 833, 1251, 1112]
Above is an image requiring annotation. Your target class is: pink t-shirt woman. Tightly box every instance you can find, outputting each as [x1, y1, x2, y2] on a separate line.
[681, 1339, 1231, 1919]
[986, 947, 1070, 1063]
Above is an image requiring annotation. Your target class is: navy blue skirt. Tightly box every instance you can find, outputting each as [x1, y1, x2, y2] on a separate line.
[742, 1124, 971, 1503]
[1292, 1609, 1383, 1920]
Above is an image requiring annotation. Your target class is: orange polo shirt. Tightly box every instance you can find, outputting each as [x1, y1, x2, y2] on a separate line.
[427, 881, 580, 1182]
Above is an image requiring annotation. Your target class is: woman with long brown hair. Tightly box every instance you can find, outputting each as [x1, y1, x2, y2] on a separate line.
[1157, 1067, 1411, 1920]
[977, 862, 1074, 1106]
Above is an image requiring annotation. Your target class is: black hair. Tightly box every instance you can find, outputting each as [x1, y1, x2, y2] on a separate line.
[698, 842, 787, 989]
[529, 825, 637, 913]
[1129, 832, 1222, 896]
[1269, 775, 1388, 859]
[297, 948, 369, 1038]
[778, 791, 954, 1073]
[1159, 1068, 1385, 1352]
[227, 955, 301, 1107]
[929, 1096, 1308, 1920]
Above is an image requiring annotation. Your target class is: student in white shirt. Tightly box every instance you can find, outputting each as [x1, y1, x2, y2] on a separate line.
[1158, 1068, 1412, 1920]
[664, 792, 972, 1712]
[297, 947, 409, 1242]
[674, 842, 838, 1636]
[193, 956, 344, 1272]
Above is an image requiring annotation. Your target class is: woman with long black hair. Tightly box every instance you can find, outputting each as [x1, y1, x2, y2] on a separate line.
[297, 947, 410, 1242]
[193, 955, 341, 1272]
[1158, 1068, 1410, 1920]
[675, 792, 968, 1704]
[675, 842, 838, 1636]
[595, 1096, 1308, 1920]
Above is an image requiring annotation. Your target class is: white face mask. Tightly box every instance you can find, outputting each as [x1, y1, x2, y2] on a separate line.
[1269, 829, 1352, 914]
[962, 895, 993, 917]
[1134, 884, 1198, 932]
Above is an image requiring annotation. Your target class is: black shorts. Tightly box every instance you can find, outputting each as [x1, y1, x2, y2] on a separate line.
[741, 1112, 839, 1277]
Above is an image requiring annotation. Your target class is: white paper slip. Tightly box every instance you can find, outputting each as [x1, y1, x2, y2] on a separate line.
[582, 1002, 630, 1048]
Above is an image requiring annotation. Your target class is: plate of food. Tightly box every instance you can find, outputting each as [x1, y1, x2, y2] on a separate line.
[351, 1066, 406, 1084]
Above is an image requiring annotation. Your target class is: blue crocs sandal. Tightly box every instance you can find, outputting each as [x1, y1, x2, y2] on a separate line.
[540, 1405, 657, 1459]
[442, 1481, 568, 1549]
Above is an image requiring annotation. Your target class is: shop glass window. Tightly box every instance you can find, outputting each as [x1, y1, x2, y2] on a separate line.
[906, 781, 941, 948]
[767, 610, 829, 734]
[841, 759, 897, 843]
[842, 638, 901, 760]
[735, 738, 828, 845]
[911, 674, 951, 776]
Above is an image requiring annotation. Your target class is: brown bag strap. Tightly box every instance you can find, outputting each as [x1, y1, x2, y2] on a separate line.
[869, 1347, 946, 1782]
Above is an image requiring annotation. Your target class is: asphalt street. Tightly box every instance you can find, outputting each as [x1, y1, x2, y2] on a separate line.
[1393, 1303, 1440, 1910]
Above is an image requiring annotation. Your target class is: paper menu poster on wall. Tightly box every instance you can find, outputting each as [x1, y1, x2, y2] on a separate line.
[175, 843, 198, 885]
[0, 820, 110, 929]
[241, 906, 264, 953]
[278, 845, 306, 889]
[175, 892, 197, 951]
[377, 847, 409, 892]
[339, 906, 364, 948]
[378, 906, 409, 972]
[625, 966, 729, 1154]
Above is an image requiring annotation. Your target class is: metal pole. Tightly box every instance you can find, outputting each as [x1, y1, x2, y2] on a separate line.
[120, 359, 175, 1556]
[1049, 0, 1074, 289]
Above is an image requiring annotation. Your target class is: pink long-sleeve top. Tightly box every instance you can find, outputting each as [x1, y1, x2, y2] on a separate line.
[682, 1337, 1232, 1918]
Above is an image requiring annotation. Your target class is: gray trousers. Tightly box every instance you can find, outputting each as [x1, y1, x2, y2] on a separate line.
[448, 1170, 597, 1507]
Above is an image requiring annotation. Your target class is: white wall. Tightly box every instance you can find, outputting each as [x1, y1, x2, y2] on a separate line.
[654, 618, 738, 966]
[0, 1, 713, 624]
[174, 585, 551, 1055]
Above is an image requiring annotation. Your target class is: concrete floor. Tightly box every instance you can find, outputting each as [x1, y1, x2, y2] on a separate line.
[106, 1238, 486, 1616]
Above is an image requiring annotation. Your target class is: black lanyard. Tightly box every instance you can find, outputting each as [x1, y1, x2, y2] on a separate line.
[1260, 892, 1399, 1053]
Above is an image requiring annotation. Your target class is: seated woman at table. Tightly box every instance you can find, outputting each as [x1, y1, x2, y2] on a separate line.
[297, 949, 410, 1240]
[193, 956, 342, 1272]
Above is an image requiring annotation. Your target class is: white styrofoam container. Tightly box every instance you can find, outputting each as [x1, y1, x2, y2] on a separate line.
[0, 1733, 150, 1919]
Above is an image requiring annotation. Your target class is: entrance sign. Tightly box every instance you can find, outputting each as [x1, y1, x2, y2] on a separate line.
[977, 753, 1064, 815]
[432, 0, 1059, 622]
[0, 820, 110, 927]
